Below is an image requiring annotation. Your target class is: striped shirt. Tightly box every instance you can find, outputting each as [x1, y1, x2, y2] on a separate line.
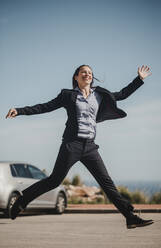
[75, 87, 102, 139]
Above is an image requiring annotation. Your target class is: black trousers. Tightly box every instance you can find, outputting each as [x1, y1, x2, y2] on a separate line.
[22, 138, 134, 218]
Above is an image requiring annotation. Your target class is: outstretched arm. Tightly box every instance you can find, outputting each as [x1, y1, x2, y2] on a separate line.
[112, 65, 152, 101]
[6, 90, 65, 119]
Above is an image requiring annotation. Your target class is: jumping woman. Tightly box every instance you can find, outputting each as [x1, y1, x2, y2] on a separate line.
[6, 64, 153, 228]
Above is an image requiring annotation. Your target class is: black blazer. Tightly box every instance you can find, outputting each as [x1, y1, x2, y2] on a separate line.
[16, 76, 144, 140]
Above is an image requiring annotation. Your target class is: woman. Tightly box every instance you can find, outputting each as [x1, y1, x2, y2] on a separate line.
[6, 64, 153, 228]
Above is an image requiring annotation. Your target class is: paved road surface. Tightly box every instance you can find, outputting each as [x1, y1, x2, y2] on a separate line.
[0, 213, 161, 248]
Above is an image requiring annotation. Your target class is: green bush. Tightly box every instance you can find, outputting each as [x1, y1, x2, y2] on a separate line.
[62, 177, 71, 186]
[131, 191, 148, 204]
[68, 196, 84, 204]
[117, 186, 148, 204]
[95, 197, 105, 204]
[150, 192, 161, 204]
[71, 175, 82, 186]
[117, 185, 132, 202]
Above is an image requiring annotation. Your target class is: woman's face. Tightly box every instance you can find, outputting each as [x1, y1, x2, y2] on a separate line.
[75, 66, 93, 88]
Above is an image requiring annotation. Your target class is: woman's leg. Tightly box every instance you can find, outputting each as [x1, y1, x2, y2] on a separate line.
[21, 141, 82, 207]
[80, 142, 134, 218]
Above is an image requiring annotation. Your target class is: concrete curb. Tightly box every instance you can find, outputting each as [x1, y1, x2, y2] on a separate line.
[65, 209, 161, 213]
[65, 204, 161, 214]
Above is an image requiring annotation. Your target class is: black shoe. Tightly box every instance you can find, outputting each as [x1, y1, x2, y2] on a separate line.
[9, 195, 25, 220]
[126, 215, 154, 229]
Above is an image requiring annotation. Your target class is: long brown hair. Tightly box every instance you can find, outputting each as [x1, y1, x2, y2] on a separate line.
[72, 65, 101, 89]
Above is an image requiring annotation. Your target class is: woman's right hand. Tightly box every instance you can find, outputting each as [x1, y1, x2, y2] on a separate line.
[6, 108, 18, 119]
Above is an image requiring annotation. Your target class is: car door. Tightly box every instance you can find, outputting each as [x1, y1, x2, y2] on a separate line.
[27, 164, 55, 208]
[10, 163, 47, 207]
[10, 163, 34, 192]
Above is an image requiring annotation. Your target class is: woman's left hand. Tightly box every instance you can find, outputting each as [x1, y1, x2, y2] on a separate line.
[137, 65, 152, 80]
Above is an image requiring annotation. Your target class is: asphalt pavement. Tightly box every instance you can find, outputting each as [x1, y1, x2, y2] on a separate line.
[0, 213, 161, 248]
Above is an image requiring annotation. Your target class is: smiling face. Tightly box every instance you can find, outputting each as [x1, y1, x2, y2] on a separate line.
[74, 66, 93, 88]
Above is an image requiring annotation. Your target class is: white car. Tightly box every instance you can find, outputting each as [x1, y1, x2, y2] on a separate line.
[0, 161, 67, 217]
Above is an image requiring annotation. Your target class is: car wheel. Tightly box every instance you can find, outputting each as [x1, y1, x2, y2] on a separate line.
[4, 192, 20, 217]
[54, 192, 66, 214]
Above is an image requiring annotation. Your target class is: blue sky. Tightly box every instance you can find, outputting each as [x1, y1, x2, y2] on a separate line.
[0, 0, 161, 184]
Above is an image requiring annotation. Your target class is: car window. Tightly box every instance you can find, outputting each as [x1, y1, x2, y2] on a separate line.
[28, 165, 47, 179]
[10, 165, 17, 177]
[10, 164, 32, 178]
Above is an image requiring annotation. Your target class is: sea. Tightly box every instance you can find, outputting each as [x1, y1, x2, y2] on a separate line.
[83, 180, 161, 197]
